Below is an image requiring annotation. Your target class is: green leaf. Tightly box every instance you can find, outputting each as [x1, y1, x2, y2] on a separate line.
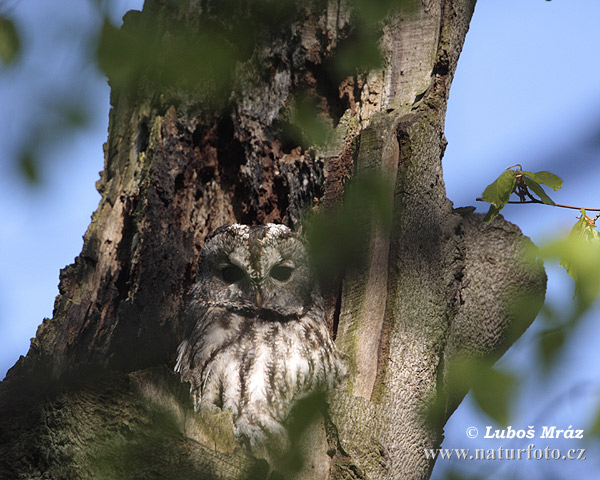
[481, 170, 517, 207]
[542, 226, 600, 312]
[19, 151, 39, 183]
[568, 209, 600, 242]
[352, 0, 418, 24]
[523, 170, 563, 191]
[523, 175, 555, 205]
[568, 209, 589, 240]
[539, 327, 566, 367]
[332, 30, 383, 77]
[562, 210, 600, 304]
[481, 170, 517, 222]
[446, 473, 484, 480]
[444, 357, 515, 426]
[97, 17, 239, 100]
[286, 92, 332, 147]
[0, 16, 20, 65]
[471, 367, 515, 426]
[483, 204, 502, 223]
[589, 227, 600, 243]
[590, 401, 600, 437]
[306, 172, 393, 285]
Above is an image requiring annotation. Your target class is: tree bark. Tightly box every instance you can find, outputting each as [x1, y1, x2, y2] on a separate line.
[0, 1, 546, 479]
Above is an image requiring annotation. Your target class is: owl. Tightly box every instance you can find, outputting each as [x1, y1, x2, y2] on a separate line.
[175, 223, 346, 452]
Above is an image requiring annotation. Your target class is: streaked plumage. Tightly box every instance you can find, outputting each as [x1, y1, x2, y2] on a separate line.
[175, 223, 345, 451]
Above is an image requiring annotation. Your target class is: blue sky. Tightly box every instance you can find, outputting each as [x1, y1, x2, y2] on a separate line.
[0, 0, 143, 377]
[438, 1, 600, 478]
[1, 0, 599, 478]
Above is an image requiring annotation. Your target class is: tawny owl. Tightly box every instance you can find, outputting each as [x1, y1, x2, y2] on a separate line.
[175, 223, 346, 451]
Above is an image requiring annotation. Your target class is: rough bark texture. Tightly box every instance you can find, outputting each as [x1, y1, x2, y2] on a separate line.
[0, 1, 546, 479]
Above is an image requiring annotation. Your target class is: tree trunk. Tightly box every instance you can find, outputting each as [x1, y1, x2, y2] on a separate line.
[0, 1, 546, 479]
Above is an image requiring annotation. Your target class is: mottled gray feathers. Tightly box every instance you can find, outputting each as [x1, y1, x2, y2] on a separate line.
[175, 223, 346, 451]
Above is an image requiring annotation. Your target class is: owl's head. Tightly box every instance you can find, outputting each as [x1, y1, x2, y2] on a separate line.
[196, 224, 316, 318]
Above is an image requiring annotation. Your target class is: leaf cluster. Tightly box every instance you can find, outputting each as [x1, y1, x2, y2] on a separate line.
[475, 164, 600, 464]
[481, 165, 562, 222]
[541, 210, 600, 319]
[481, 165, 600, 298]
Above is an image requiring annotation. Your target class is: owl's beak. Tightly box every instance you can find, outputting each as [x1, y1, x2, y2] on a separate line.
[254, 289, 263, 308]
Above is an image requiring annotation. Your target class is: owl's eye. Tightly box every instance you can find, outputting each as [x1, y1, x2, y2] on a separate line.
[221, 265, 245, 284]
[270, 265, 293, 282]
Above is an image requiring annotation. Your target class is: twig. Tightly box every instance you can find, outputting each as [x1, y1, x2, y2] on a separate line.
[505, 164, 523, 171]
[475, 198, 600, 212]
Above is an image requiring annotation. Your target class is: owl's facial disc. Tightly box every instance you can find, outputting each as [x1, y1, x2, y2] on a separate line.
[199, 223, 311, 318]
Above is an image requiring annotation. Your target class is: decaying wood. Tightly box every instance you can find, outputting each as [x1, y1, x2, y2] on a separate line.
[0, 1, 546, 479]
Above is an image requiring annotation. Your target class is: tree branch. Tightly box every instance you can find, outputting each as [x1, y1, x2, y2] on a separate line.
[476, 198, 600, 212]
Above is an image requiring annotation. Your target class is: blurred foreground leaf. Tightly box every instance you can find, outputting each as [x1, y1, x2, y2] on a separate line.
[97, 15, 239, 100]
[306, 172, 393, 285]
[0, 16, 20, 65]
[331, 0, 418, 77]
[278, 393, 328, 474]
[538, 326, 566, 367]
[15, 102, 91, 183]
[19, 152, 39, 183]
[446, 472, 484, 480]
[541, 211, 600, 311]
[589, 400, 600, 438]
[284, 92, 333, 148]
[446, 358, 516, 426]
[331, 27, 383, 78]
[352, 0, 417, 23]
